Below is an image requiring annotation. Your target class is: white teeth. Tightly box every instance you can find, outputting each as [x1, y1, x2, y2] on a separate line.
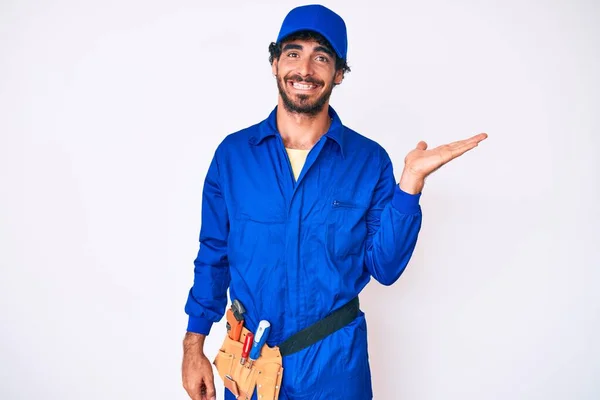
[292, 82, 315, 90]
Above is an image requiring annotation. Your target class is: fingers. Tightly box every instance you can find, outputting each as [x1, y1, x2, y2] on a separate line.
[203, 376, 216, 400]
[197, 378, 217, 400]
[441, 133, 488, 158]
[189, 387, 203, 400]
[199, 382, 207, 400]
[195, 383, 215, 400]
[447, 133, 487, 148]
[446, 139, 481, 160]
[188, 390, 202, 400]
[463, 132, 488, 142]
[466, 133, 488, 146]
[434, 136, 484, 164]
[184, 379, 209, 400]
[426, 133, 487, 154]
[182, 353, 216, 400]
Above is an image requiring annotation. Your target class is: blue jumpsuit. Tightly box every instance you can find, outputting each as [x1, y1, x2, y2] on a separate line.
[184, 106, 423, 399]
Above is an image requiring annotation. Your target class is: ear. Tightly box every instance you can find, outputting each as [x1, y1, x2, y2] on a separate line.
[334, 69, 344, 85]
[271, 59, 278, 77]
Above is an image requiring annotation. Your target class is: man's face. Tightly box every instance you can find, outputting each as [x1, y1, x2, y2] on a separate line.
[272, 39, 344, 116]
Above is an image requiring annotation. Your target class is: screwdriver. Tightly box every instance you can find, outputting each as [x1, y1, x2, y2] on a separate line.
[248, 320, 271, 368]
[240, 332, 254, 366]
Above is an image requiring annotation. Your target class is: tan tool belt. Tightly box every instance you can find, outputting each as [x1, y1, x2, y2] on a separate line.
[213, 327, 284, 400]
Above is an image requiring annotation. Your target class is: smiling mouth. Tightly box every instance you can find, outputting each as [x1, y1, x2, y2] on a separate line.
[288, 81, 319, 91]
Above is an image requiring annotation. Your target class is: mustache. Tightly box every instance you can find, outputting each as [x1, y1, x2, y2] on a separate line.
[285, 74, 324, 86]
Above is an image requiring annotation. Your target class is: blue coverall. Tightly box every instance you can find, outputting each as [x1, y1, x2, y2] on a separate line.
[184, 106, 423, 399]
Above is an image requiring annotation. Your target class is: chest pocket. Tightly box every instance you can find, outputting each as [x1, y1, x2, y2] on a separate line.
[235, 197, 287, 223]
[326, 198, 369, 259]
[228, 199, 287, 268]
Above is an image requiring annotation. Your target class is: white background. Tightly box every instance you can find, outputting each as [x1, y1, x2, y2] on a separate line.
[1, 0, 599, 399]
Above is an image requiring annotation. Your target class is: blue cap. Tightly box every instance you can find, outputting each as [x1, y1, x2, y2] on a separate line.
[276, 4, 348, 60]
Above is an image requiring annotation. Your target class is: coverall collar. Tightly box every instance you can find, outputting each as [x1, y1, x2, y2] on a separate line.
[252, 105, 346, 158]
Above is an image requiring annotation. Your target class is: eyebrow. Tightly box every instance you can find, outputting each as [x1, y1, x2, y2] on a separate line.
[314, 45, 334, 57]
[282, 43, 303, 52]
[282, 43, 335, 58]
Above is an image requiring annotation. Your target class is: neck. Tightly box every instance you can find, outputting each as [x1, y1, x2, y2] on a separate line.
[276, 98, 332, 150]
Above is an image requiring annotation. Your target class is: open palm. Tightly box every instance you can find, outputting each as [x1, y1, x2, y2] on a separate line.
[404, 133, 488, 178]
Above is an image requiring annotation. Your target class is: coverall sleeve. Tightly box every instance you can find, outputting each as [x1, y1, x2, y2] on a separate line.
[364, 150, 423, 286]
[184, 148, 231, 335]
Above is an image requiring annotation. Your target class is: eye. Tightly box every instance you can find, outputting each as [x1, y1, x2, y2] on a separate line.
[316, 55, 329, 62]
[286, 52, 299, 58]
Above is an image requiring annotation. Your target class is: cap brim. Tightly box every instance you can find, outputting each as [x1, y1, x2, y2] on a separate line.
[277, 27, 344, 60]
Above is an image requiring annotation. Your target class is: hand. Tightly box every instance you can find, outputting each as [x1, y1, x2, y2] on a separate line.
[399, 133, 488, 194]
[182, 334, 216, 400]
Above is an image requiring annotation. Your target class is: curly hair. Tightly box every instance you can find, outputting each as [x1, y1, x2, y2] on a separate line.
[268, 30, 351, 75]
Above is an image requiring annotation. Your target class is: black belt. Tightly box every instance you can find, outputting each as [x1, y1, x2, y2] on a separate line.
[277, 297, 360, 357]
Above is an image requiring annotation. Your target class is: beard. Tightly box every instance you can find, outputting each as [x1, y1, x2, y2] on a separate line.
[276, 73, 334, 117]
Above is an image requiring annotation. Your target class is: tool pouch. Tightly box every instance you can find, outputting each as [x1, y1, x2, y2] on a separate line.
[213, 327, 284, 400]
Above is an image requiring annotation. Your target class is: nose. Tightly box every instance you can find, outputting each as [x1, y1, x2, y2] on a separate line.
[296, 57, 314, 77]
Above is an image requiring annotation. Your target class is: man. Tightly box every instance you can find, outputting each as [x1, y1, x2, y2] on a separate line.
[182, 4, 487, 400]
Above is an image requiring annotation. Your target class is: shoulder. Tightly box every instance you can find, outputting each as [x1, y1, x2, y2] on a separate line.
[220, 123, 260, 148]
[341, 125, 392, 165]
[213, 120, 263, 158]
